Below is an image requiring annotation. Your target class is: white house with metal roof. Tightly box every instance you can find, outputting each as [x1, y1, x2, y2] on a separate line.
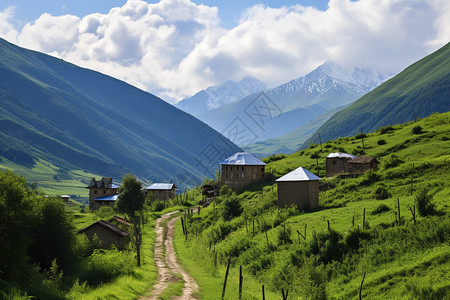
[276, 167, 320, 210]
[220, 152, 266, 190]
[145, 183, 177, 200]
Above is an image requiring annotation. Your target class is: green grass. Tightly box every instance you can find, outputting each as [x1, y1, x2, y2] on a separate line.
[173, 112, 450, 299]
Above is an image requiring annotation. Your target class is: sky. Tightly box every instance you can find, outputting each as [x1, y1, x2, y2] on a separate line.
[0, 0, 449, 103]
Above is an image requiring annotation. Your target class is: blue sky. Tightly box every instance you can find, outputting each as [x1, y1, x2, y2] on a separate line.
[2, 0, 330, 28]
[0, 0, 448, 103]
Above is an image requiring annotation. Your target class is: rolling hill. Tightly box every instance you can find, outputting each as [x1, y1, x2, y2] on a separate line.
[303, 42, 450, 146]
[0, 38, 241, 192]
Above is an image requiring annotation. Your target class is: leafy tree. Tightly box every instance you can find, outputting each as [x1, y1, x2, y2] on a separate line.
[0, 170, 33, 281]
[221, 195, 242, 220]
[415, 188, 436, 216]
[115, 174, 145, 266]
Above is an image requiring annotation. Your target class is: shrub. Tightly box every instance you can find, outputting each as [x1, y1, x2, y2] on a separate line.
[379, 126, 395, 134]
[377, 139, 386, 145]
[358, 170, 381, 186]
[371, 204, 391, 215]
[354, 133, 367, 139]
[352, 148, 365, 156]
[415, 189, 436, 216]
[83, 249, 134, 286]
[373, 185, 391, 200]
[412, 125, 423, 134]
[263, 154, 286, 163]
[221, 195, 243, 220]
[309, 229, 345, 264]
[383, 154, 404, 169]
[276, 224, 292, 245]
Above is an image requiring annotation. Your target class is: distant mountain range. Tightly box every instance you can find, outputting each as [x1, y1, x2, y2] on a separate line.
[175, 76, 267, 116]
[302, 42, 450, 147]
[0, 38, 241, 187]
[191, 62, 385, 147]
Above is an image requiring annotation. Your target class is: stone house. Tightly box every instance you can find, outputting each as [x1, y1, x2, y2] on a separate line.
[349, 156, 379, 173]
[220, 152, 266, 190]
[87, 177, 119, 211]
[325, 153, 356, 177]
[146, 183, 177, 200]
[77, 220, 130, 250]
[276, 167, 320, 210]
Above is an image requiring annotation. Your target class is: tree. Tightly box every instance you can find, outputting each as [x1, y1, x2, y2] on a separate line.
[115, 174, 145, 266]
[0, 170, 33, 280]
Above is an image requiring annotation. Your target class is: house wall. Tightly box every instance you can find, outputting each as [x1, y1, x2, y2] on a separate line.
[277, 181, 319, 210]
[149, 187, 176, 200]
[89, 187, 118, 210]
[326, 158, 353, 177]
[92, 200, 116, 211]
[80, 224, 129, 250]
[350, 161, 378, 173]
[221, 164, 265, 190]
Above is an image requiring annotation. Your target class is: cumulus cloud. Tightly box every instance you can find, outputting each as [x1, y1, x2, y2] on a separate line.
[0, 0, 449, 103]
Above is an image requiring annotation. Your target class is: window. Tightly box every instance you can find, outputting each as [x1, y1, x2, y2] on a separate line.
[241, 173, 245, 178]
[94, 190, 97, 194]
[333, 160, 336, 165]
[230, 166, 233, 171]
[242, 167, 244, 171]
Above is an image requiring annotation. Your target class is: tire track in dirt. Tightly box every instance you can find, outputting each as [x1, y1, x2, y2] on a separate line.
[141, 211, 199, 300]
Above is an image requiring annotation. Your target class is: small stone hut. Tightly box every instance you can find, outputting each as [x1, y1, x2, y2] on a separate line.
[325, 153, 356, 177]
[349, 156, 379, 173]
[220, 152, 266, 190]
[77, 220, 130, 250]
[276, 167, 320, 210]
[87, 177, 119, 211]
[146, 183, 177, 200]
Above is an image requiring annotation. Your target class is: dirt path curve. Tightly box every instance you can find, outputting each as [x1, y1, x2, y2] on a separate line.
[140, 211, 199, 300]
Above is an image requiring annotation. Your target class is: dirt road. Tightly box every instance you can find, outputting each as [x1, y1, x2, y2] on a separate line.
[141, 211, 199, 300]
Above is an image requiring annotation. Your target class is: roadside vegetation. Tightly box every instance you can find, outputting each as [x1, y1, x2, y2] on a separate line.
[173, 112, 449, 299]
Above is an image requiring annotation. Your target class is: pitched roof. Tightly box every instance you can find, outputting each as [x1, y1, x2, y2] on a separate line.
[220, 152, 266, 166]
[109, 215, 131, 226]
[276, 167, 320, 182]
[349, 156, 379, 164]
[93, 194, 119, 201]
[326, 152, 356, 159]
[146, 183, 176, 190]
[77, 220, 130, 237]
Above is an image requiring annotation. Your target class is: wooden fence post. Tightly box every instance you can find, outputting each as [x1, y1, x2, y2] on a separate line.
[359, 272, 366, 300]
[362, 208, 366, 229]
[409, 205, 416, 225]
[262, 285, 265, 300]
[239, 265, 243, 300]
[221, 257, 231, 299]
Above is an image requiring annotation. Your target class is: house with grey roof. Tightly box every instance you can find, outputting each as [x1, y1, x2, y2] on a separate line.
[220, 152, 266, 190]
[78, 220, 130, 250]
[276, 166, 320, 210]
[145, 183, 177, 200]
[87, 177, 119, 211]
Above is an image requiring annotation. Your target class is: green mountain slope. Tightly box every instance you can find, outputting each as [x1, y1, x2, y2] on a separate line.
[0, 38, 240, 189]
[303, 42, 450, 146]
[175, 112, 449, 299]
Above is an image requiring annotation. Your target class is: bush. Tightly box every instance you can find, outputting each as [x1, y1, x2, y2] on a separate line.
[377, 139, 386, 145]
[383, 154, 404, 169]
[358, 170, 381, 186]
[83, 249, 134, 286]
[379, 126, 395, 134]
[221, 195, 243, 220]
[373, 185, 391, 200]
[415, 189, 436, 216]
[371, 204, 391, 215]
[412, 125, 423, 134]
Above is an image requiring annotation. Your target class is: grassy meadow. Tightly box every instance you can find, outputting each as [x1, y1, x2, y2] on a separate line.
[172, 112, 449, 299]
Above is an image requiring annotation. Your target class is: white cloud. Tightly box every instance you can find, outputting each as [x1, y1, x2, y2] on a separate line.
[0, 0, 449, 103]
